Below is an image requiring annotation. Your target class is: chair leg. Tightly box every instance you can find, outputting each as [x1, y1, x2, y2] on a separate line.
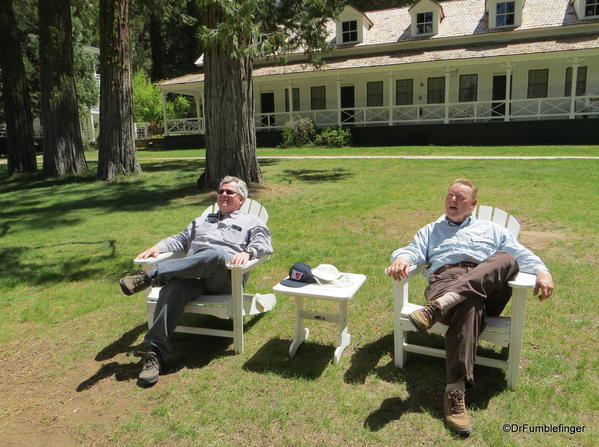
[506, 287, 527, 390]
[230, 269, 244, 354]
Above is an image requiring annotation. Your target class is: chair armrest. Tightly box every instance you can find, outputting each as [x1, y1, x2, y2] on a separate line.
[508, 272, 536, 289]
[226, 254, 271, 274]
[133, 251, 176, 266]
[392, 264, 423, 284]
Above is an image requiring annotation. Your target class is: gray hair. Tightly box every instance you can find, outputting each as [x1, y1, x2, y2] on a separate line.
[219, 176, 248, 199]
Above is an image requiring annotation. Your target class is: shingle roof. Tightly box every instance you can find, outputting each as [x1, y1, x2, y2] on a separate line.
[158, 0, 598, 88]
[158, 33, 599, 87]
[349, 0, 583, 45]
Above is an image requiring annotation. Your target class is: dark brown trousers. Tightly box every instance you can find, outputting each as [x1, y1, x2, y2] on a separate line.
[424, 251, 519, 387]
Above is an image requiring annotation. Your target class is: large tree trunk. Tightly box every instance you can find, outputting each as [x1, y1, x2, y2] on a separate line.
[38, 0, 88, 177]
[97, 0, 140, 180]
[0, 0, 37, 174]
[198, 7, 262, 190]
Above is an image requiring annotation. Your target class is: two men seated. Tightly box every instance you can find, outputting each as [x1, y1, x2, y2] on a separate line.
[120, 176, 553, 435]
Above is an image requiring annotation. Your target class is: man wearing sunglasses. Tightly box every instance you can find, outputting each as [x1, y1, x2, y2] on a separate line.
[119, 175, 273, 386]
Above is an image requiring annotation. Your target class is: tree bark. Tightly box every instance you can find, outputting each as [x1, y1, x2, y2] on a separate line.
[97, 0, 140, 180]
[0, 0, 37, 174]
[38, 0, 88, 177]
[198, 6, 262, 190]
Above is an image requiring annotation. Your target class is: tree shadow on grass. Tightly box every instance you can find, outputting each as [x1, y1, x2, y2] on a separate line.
[77, 313, 267, 391]
[0, 161, 209, 232]
[279, 168, 354, 183]
[242, 338, 334, 380]
[0, 240, 119, 289]
[345, 333, 506, 432]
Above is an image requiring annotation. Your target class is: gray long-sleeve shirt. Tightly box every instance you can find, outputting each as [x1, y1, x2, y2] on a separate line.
[391, 215, 548, 281]
[156, 209, 273, 260]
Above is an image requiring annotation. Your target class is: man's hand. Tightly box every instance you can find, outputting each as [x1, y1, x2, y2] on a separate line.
[136, 245, 160, 260]
[534, 270, 554, 301]
[230, 251, 250, 266]
[386, 257, 411, 280]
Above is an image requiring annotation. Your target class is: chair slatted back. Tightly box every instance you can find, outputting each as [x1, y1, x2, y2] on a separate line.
[475, 205, 520, 238]
[201, 199, 268, 223]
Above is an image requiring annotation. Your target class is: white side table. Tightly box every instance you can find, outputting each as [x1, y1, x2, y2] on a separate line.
[273, 273, 367, 364]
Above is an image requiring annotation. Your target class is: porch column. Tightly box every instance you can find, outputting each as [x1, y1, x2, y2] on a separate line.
[89, 110, 95, 142]
[194, 93, 202, 133]
[388, 74, 394, 126]
[287, 81, 293, 123]
[569, 61, 580, 119]
[337, 76, 342, 126]
[444, 69, 452, 124]
[161, 90, 169, 136]
[504, 66, 512, 122]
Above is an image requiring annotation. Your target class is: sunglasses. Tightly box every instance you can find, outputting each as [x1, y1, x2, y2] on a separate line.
[218, 188, 239, 196]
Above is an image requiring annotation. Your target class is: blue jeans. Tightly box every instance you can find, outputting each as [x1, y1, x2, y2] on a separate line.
[144, 246, 232, 360]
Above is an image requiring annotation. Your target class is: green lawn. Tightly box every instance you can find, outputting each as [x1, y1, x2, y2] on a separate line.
[0, 153, 597, 446]
[79, 144, 599, 160]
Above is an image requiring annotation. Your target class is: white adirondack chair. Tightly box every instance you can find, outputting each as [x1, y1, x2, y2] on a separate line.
[392, 205, 536, 390]
[134, 199, 276, 354]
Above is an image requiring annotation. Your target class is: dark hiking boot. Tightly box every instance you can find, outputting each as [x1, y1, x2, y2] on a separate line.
[138, 351, 160, 386]
[119, 271, 152, 296]
[407, 303, 442, 332]
[444, 389, 472, 435]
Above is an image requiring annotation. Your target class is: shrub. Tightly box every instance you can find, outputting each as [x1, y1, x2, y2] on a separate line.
[314, 127, 352, 147]
[280, 118, 316, 147]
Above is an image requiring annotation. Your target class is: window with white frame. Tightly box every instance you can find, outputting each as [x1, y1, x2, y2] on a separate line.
[427, 77, 445, 104]
[367, 81, 384, 107]
[285, 87, 300, 112]
[416, 12, 434, 34]
[527, 69, 549, 99]
[341, 20, 358, 43]
[496, 1, 515, 27]
[311, 86, 326, 110]
[586, 0, 599, 16]
[564, 67, 588, 96]
[459, 74, 478, 102]
[396, 79, 413, 106]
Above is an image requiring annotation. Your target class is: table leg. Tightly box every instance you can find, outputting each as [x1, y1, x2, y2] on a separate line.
[333, 300, 350, 364]
[289, 296, 309, 358]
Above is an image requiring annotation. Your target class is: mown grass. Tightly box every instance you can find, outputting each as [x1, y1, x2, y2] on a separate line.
[0, 153, 597, 446]
[79, 144, 599, 160]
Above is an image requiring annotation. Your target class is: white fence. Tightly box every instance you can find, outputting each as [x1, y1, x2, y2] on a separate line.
[160, 94, 599, 133]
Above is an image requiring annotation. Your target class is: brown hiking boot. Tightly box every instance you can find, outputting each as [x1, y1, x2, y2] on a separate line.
[138, 351, 160, 386]
[119, 271, 152, 295]
[407, 303, 442, 332]
[444, 389, 472, 434]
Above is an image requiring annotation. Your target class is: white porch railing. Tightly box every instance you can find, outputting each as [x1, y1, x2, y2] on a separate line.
[161, 94, 599, 133]
[165, 117, 205, 135]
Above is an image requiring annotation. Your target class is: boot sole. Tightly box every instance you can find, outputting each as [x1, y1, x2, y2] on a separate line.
[119, 278, 135, 296]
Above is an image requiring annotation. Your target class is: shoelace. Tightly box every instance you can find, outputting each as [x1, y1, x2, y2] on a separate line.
[447, 390, 466, 413]
[143, 355, 159, 372]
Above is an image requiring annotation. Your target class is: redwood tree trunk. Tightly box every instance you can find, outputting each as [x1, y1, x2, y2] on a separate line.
[198, 6, 263, 190]
[39, 0, 88, 177]
[97, 0, 140, 180]
[0, 0, 37, 174]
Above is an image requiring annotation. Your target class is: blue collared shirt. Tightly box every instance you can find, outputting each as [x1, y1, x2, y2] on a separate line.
[391, 215, 548, 281]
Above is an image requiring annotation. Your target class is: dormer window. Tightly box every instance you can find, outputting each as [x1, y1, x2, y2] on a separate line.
[334, 5, 372, 46]
[409, 0, 444, 37]
[342, 20, 358, 43]
[417, 12, 434, 34]
[496, 2, 515, 26]
[586, 0, 599, 17]
[487, 0, 522, 29]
